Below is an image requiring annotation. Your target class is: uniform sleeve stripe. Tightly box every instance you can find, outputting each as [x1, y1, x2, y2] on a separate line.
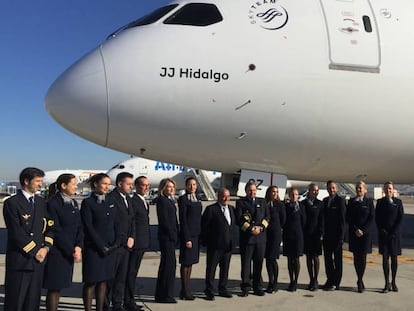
[262, 219, 269, 228]
[44, 237, 54, 245]
[23, 241, 36, 253]
[42, 218, 47, 234]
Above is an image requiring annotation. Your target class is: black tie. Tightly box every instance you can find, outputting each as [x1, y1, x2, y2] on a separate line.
[29, 196, 34, 208]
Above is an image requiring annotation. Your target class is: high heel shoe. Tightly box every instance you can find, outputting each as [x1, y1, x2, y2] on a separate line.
[382, 283, 391, 293]
[357, 281, 364, 293]
[391, 282, 398, 292]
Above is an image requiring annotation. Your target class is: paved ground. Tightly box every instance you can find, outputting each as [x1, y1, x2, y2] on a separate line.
[1, 197, 413, 311]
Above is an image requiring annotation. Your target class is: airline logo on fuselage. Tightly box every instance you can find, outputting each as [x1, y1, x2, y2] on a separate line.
[248, 0, 289, 30]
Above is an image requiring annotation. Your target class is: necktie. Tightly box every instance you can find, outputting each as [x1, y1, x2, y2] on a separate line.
[29, 196, 34, 209]
[222, 205, 231, 225]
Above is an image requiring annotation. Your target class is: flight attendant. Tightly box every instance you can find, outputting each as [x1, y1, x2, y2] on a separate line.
[346, 181, 374, 293]
[322, 180, 346, 291]
[264, 186, 286, 293]
[283, 188, 306, 292]
[3, 167, 54, 311]
[155, 178, 179, 303]
[375, 181, 404, 293]
[43, 174, 83, 311]
[178, 177, 202, 300]
[81, 173, 120, 311]
[303, 183, 324, 291]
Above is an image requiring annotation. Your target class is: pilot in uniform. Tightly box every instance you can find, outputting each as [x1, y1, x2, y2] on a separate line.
[235, 181, 269, 296]
[3, 167, 54, 311]
[322, 180, 346, 291]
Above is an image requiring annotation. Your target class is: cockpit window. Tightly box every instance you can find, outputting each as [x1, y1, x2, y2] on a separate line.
[163, 3, 223, 26]
[108, 4, 179, 38]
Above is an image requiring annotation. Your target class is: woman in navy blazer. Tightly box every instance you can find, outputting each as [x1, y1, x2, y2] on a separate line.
[81, 173, 120, 311]
[155, 178, 179, 303]
[375, 181, 404, 293]
[43, 174, 83, 311]
[346, 181, 374, 293]
[178, 177, 202, 300]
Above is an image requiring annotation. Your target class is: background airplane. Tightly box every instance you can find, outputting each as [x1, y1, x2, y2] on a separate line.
[43, 169, 106, 186]
[45, 0, 414, 198]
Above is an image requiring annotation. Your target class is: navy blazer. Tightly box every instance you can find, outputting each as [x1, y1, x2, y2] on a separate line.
[375, 197, 404, 237]
[107, 189, 136, 246]
[3, 190, 54, 271]
[156, 196, 179, 243]
[322, 194, 346, 247]
[131, 193, 150, 249]
[47, 193, 83, 258]
[178, 193, 202, 242]
[201, 202, 235, 251]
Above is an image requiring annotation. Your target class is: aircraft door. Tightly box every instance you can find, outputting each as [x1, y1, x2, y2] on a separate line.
[139, 163, 148, 175]
[320, 0, 380, 72]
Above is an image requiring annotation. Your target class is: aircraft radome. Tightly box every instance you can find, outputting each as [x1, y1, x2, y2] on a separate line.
[45, 0, 414, 197]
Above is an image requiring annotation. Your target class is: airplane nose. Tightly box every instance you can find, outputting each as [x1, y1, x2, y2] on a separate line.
[45, 47, 108, 146]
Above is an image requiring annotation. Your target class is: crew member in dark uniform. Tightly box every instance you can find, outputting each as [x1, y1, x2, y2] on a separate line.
[322, 180, 346, 291]
[235, 181, 269, 297]
[264, 186, 286, 293]
[178, 177, 202, 300]
[3, 167, 54, 311]
[283, 188, 306, 292]
[375, 181, 404, 293]
[155, 178, 179, 303]
[106, 172, 136, 311]
[124, 176, 151, 311]
[81, 173, 121, 311]
[303, 183, 323, 291]
[346, 181, 374, 293]
[43, 173, 83, 311]
[201, 188, 235, 300]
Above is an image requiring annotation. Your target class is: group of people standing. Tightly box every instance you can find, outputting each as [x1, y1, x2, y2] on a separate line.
[2, 167, 405, 311]
[3, 168, 150, 311]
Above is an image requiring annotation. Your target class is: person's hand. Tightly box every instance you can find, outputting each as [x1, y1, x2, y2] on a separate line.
[35, 247, 48, 263]
[127, 237, 134, 249]
[186, 241, 193, 248]
[355, 229, 364, 237]
[73, 246, 82, 263]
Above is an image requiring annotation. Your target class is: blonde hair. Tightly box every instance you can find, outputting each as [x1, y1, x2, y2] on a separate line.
[158, 178, 176, 197]
[355, 180, 367, 189]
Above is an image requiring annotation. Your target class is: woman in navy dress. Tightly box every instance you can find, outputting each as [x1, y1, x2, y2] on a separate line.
[303, 183, 324, 291]
[43, 174, 83, 311]
[155, 178, 179, 303]
[283, 188, 306, 292]
[264, 186, 286, 293]
[346, 181, 374, 293]
[375, 181, 404, 293]
[81, 173, 120, 311]
[178, 177, 202, 300]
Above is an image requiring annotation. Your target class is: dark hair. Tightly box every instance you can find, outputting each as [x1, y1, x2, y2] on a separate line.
[326, 180, 336, 187]
[48, 182, 57, 199]
[265, 185, 279, 203]
[56, 173, 76, 191]
[185, 177, 196, 186]
[88, 173, 110, 190]
[116, 172, 133, 185]
[19, 167, 45, 187]
[289, 187, 299, 196]
[134, 175, 148, 187]
[244, 181, 257, 191]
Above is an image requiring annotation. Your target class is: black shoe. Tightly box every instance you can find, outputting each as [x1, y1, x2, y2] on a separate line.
[391, 283, 398, 292]
[239, 290, 249, 297]
[287, 282, 297, 292]
[266, 284, 277, 293]
[382, 283, 391, 293]
[357, 281, 364, 293]
[253, 289, 265, 296]
[204, 290, 215, 301]
[324, 285, 336, 291]
[155, 298, 177, 304]
[218, 291, 233, 298]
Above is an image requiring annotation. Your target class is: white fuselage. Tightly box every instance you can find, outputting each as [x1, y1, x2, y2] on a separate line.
[45, 0, 414, 184]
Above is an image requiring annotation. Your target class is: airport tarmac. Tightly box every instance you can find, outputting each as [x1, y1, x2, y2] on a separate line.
[1, 198, 414, 311]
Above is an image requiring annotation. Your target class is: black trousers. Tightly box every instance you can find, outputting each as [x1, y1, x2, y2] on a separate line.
[4, 262, 44, 311]
[324, 244, 343, 287]
[240, 242, 266, 290]
[109, 248, 129, 307]
[205, 248, 232, 293]
[155, 239, 176, 300]
[124, 248, 146, 305]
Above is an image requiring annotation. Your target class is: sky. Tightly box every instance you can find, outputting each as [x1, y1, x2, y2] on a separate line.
[0, 0, 171, 181]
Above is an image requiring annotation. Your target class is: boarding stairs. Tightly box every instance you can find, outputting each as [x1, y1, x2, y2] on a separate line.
[188, 168, 216, 201]
[338, 183, 356, 199]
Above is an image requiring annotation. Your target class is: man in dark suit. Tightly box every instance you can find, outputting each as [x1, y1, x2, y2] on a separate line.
[3, 167, 54, 311]
[236, 181, 269, 296]
[107, 172, 136, 311]
[124, 176, 151, 311]
[322, 180, 346, 291]
[201, 188, 235, 301]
